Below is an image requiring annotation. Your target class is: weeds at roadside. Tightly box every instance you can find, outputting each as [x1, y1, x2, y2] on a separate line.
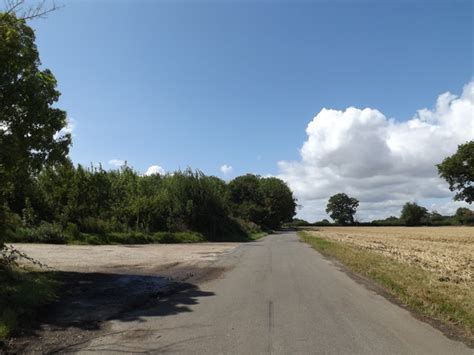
[0, 267, 57, 344]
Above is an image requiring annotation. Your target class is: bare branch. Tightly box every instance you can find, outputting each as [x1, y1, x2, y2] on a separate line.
[4, 0, 25, 15]
[2, 0, 63, 20]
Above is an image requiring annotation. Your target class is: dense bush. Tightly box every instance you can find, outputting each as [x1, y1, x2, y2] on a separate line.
[3, 163, 296, 244]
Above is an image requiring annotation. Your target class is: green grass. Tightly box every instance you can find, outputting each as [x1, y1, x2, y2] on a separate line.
[0, 266, 57, 343]
[299, 231, 474, 343]
[249, 232, 268, 241]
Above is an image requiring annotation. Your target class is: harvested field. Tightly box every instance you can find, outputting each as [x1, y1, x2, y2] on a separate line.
[306, 226, 474, 285]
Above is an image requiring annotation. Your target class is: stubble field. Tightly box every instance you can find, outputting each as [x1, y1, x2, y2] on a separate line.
[309, 226, 473, 285]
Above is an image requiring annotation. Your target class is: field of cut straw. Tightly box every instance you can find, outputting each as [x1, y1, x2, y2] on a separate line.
[309, 226, 473, 285]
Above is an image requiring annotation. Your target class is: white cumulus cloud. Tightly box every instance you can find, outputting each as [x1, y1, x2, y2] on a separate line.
[108, 159, 126, 167]
[145, 165, 165, 176]
[278, 80, 474, 222]
[220, 164, 233, 175]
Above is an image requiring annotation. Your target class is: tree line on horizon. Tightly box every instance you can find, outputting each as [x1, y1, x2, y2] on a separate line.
[290, 141, 474, 228]
[290, 200, 474, 227]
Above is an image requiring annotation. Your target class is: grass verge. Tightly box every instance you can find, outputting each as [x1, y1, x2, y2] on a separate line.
[0, 266, 57, 344]
[298, 231, 474, 343]
[249, 232, 268, 241]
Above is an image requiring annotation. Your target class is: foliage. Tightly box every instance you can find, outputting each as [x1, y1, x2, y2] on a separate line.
[0, 267, 57, 341]
[370, 216, 403, 226]
[313, 219, 331, 226]
[400, 202, 428, 226]
[0, 12, 70, 262]
[325, 193, 359, 225]
[228, 174, 296, 229]
[0, 12, 70, 215]
[455, 207, 474, 226]
[284, 218, 311, 227]
[3, 163, 296, 244]
[437, 141, 474, 204]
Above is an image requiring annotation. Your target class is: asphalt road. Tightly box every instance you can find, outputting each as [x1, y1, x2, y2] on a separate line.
[72, 232, 471, 354]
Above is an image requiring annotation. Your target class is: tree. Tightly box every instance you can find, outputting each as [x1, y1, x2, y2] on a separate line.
[455, 207, 474, 226]
[0, 12, 70, 248]
[228, 174, 265, 226]
[400, 202, 428, 226]
[437, 141, 474, 204]
[326, 193, 359, 225]
[228, 174, 296, 229]
[259, 177, 296, 229]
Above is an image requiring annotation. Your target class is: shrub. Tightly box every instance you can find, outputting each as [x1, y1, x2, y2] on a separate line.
[0, 268, 57, 341]
[78, 217, 111, 235]
[156, 232, 205, 243]
[34, 222, 68, 244]
[64, 223, 81, 240]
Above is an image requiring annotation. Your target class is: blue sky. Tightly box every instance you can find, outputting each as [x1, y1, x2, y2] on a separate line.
[29, 0, 473, 220]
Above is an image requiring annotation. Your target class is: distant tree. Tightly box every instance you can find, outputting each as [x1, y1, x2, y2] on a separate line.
[400, 202, 428, 226]
[437, 141, 474, 204]
[455, 207, 474, 226]
[228, 174, 296, 229]
[288, 218, 311, 227]
[326, 193, 359, 225]
[313, 219, 331, 226]
[371, 216, 402, 226]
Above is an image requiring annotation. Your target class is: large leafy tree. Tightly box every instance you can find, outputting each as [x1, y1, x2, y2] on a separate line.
[437, 141, 474, 204]
[0, 12, 70, 242]
[260, 177, 296, 229]
[400, 202, 428, 226]
[228, 174, 296, 229]
[228, 174, 266, 226]
[326, 193, 359, 225]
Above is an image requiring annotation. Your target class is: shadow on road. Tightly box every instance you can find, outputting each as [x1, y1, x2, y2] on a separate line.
[9, 271, 215, 353]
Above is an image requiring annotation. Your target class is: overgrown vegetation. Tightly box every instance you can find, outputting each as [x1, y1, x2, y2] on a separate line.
[0, 244, 57, 342]
[2, 164, 296, 244]
[299, 230, 474, 342]
[0, 266, 57, 342]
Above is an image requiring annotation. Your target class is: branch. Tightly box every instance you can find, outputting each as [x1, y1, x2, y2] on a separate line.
[3, 0, 63, 20]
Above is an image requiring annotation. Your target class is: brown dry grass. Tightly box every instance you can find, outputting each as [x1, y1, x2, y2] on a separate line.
[307, 226, 474, 285]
